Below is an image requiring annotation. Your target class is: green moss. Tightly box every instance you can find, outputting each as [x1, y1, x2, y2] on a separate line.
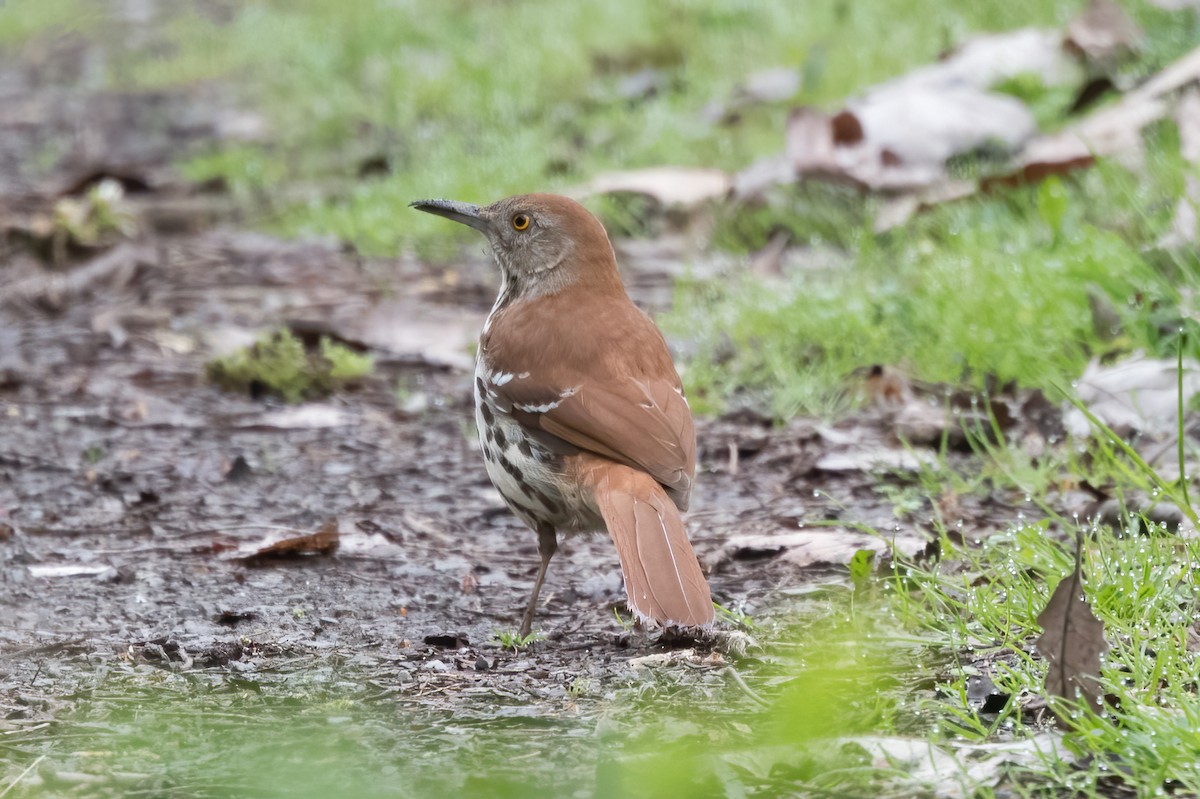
[206, 330, 374, 403]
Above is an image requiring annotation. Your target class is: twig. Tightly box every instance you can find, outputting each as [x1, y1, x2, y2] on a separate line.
[0, 754, 46, 798]
[723, 665, 769, 708]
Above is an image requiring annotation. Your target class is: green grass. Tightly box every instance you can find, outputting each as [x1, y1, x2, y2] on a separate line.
[41, 0, 1199, 417]
[673, 128, 1200, 417]
[0, 0, 100, 45]
[103, 0, 1181, 258]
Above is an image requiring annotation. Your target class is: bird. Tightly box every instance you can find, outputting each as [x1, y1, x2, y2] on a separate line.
[411, 193, 714, 637]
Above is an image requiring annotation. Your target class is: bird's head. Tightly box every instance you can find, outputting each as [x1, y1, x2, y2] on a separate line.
[411, 193, 620, 299]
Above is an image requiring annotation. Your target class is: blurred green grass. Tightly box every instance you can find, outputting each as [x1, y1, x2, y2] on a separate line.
[8, 0, 1198, 414]
[673, 138, 1200, 417]
[99, 0, 1127, 256]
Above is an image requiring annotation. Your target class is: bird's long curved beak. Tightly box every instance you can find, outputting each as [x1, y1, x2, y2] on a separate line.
[410, 199, 489, 233]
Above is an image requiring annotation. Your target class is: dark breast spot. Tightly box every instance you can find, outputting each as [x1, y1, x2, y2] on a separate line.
[493, 426, 508, 448]
[498, 455, 522, 479]
[532, 487, 561, 515]
[517, 439, 533, 458]
[479, 403, 494, 425]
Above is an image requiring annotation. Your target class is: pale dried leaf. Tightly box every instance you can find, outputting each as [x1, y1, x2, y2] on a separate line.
[346, 300, 480, 371]
[889, 28, 1080, 92]
[1177, 88, 1200, 163]
[706, 528, 929, 571]
[731, 153, 794, 200]
[786, 87, 1034, 193]
[852, 88, 1035, 172]
[1066, 0, 1142, 63]
[999, 94, 1163, 185]
[944, 45, 1200, 202]
[245, 404, 354, 430]
[586, 167, 732, 208]
[848, 734, 1070, 799]
[740, 67, 802, 103]
[815, 446, 934, 473]
[1064, 354, 1200, 438]
[28, 564, 116, 578]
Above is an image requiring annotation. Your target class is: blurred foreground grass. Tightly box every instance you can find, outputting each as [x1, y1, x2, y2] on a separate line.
[5, 508, 1200, 797]
[15, 0, 1157, 256]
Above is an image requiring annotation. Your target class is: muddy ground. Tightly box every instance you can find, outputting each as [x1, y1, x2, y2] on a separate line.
[0, 11, 1057, 797]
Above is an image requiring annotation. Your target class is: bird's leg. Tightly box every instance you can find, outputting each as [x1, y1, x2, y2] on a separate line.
[519, 524, 557, 638]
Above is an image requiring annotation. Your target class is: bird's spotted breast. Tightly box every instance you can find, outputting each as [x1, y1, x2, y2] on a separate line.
[473, 357, 590, 532]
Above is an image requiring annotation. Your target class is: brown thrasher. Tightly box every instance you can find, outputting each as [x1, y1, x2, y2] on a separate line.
[412, 193, 714, 636]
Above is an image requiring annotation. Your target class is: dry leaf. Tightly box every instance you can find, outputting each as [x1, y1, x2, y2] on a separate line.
[236, 520, 340, 565]
[242, 405, 354, 430]
[814, 446, 934, 473]
[895, 27, 1079, 92]
[705, 528, 931, 572]
[1063, 353, 1200, 438]
[785, 87, 1034, 193]
[1066, 0, 1142, 64]
[322, 300, 481, 371]
[28, 564, 116, 578]
[1036, 534, 1109, 715]
[585, 167, 733, 208]
[1177, 87, 1200, 163]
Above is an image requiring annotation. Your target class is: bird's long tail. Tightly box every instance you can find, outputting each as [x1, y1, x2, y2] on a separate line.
[583, 462, 713, 629]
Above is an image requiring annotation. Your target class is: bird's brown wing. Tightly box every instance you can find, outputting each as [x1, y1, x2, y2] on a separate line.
[484, 370, 695, 510]
[479, 291, 696, 509]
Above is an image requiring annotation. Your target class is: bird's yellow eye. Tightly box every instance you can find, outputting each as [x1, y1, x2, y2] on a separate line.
[512, 213, 531, 231]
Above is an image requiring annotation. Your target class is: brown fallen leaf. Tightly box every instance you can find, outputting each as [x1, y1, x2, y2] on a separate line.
[1036, 532, 1109, 716]
[237, 520, 340, 565]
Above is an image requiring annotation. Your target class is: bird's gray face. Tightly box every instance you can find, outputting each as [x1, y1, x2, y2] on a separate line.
[411, 197, 575, 298]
